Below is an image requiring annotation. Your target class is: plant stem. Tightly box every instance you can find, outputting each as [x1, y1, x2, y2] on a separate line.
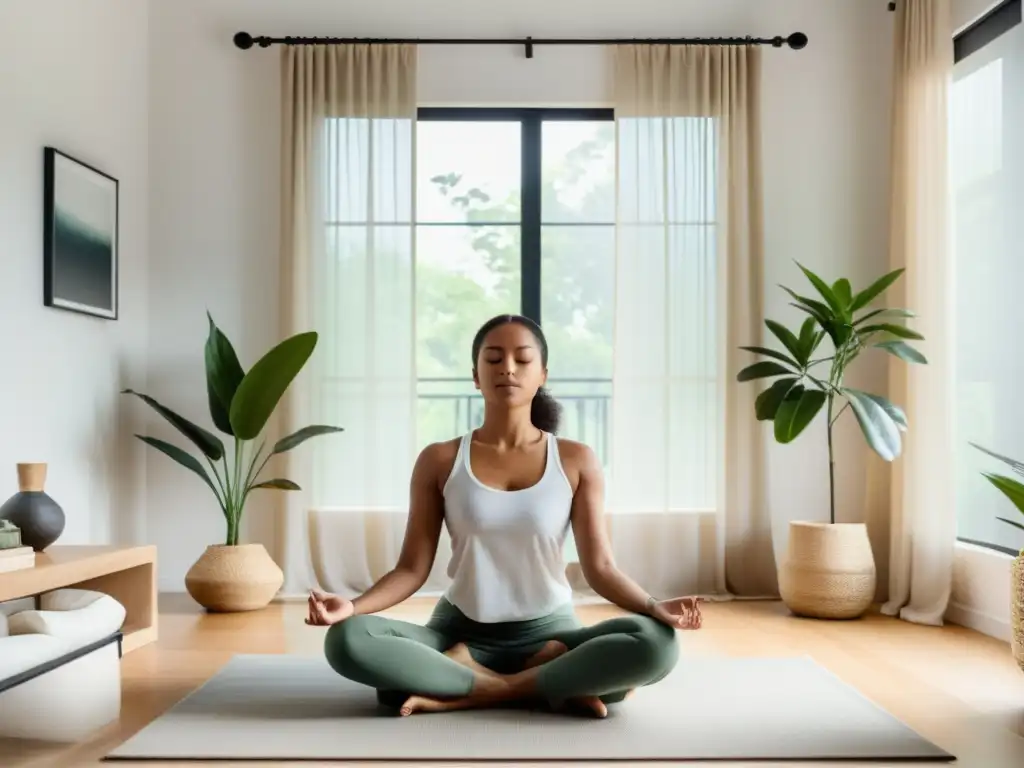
[830, 401, 850, 426]
[827, 393, 837, 526]
[204, 457, 229, 516]
[231, 438, 244, 546]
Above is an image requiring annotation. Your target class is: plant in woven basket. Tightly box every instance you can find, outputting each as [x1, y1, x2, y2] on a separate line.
[123, 313, 343, 546]
[736, 263, 927, 524]
[970, 444, 1024, 555]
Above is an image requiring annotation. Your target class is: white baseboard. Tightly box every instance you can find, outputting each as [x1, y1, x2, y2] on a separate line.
[945, 599, 1011, 643]
[945, 540, 1015, 642]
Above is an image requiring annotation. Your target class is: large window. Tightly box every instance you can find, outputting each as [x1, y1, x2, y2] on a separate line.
[414, 109, 616, 461]
[951, 0, 1024, 556]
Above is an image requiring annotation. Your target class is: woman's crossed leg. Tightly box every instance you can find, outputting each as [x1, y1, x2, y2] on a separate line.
[324, 611, 679, 717]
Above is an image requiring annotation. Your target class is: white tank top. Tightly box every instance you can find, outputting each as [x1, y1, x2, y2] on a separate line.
[441, 431, 574, 623]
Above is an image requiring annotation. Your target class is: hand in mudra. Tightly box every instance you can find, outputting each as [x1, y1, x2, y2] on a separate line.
[650, 596, 703, 630]
[305, 589, 354, 626]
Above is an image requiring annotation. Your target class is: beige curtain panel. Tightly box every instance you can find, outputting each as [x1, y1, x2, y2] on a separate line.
[881, 0, 957, 626]
[610, 44, 777, 599]
[276, 44, 425, 598]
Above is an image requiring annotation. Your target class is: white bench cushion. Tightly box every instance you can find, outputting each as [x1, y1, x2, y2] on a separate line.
[0, 634, 74, 681]
[7, 590, 125, 646]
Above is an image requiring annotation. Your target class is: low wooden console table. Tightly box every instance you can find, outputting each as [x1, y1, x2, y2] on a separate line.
[0, 545, 157, 653]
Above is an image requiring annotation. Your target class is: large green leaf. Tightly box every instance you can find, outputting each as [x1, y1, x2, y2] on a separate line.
[970, 443, 1024, 478]
[764, 320, 804, 363]
[737, 360, 792, 382]
[272, 425, 345, 454]
[251, 478, 302, 491]
[858, 323, 924, 341]
[122, 389, 224, 460]
[755, 377, 798, 421]
[982, 473, 1024, 515]
[773, 387, 827, 444]
[859, 392, 908, 432]
[843, 387, 902, 461]
[855, 307, 916, 325]
[832, 278, 853, 309]
[229, 332, 318, 440]
[134, 435, 221, 500]
[874, 340, 928, 365]
[998, 517, 1024, 533]
[796, 318, 820, 364]
[204, 312, 246, 435]
[739, 345, 799, 369]
[796, 262, 846, 319]
[781, 287, 836, 324]
[850, 268, 905, 312]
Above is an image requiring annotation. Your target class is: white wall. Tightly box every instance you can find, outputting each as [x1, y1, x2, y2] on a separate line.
[0, 0, 149, 547]
[146, 0, 895, 591]
[954, 0, 1003, 33]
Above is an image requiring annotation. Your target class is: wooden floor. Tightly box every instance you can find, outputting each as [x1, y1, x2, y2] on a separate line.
[4, 595, 1024, 767]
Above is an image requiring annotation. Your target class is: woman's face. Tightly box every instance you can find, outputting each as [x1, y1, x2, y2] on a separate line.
[474, 322, 547, 408]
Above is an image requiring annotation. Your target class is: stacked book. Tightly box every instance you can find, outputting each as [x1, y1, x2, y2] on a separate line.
[0, 520, 34, 573]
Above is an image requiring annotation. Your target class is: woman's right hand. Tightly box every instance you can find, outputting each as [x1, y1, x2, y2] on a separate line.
[305, 588, 355, 626]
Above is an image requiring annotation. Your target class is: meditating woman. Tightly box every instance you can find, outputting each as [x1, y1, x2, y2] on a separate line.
[306, 314, 703, 717]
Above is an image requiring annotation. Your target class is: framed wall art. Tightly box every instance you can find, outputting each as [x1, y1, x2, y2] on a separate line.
[43, 147, 119, 319]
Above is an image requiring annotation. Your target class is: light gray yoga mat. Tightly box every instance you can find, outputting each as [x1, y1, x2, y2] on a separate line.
[106, 653, 953, 762]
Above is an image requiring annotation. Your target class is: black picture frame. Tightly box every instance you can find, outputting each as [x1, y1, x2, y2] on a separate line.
[43, 147, 119, 320]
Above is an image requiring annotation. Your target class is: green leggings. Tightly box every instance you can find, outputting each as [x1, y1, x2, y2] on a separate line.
[324, 598, 679, 709]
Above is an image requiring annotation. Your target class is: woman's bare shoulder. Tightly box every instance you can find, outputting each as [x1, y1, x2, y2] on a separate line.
[554, 437, 601, 481]
[415, 437, 462, 489]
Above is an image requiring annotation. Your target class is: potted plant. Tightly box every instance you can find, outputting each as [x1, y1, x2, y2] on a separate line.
[124, 314, 342, 612]
[737, 263, 926, 619]
[969, 443, 1024, 672]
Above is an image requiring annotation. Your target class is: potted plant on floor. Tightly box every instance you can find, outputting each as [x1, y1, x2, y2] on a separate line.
[124, 314, 343, 612]
[969, 443, 1024, 672]
[737, 263, 926, 619]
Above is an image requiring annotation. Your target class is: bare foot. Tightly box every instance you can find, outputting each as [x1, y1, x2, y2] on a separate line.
[524, 640, 568, 668]
[444, 642, 501, 680]
[524, 640, 610, 718]
[400, 694, 482, 716]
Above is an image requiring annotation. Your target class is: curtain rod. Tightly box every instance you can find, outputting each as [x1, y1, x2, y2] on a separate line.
[232, 31, 808, 58]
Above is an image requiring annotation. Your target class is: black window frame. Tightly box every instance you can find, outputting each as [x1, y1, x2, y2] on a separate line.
[954, 0, 1020, 63]
[416, 107, 614, 326]
[951, 0, 1023, 558]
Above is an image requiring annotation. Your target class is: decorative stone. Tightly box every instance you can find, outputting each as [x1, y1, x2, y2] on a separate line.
[0, 520, 21, 550]
[0, 463, 65, 552]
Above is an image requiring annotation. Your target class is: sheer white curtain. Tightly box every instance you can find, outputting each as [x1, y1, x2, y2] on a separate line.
[881, 0, 956, 625]
[607, 44, 777, 600]
[276, 44, 451, 598]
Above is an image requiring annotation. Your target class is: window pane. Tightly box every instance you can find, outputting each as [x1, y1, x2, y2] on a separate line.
[542, 121, 615, 223]
[416, 121, 521, 223]
[951, 24, 1024, 555]
[541, 225, 614, 467]
[415, 224, 521, 448]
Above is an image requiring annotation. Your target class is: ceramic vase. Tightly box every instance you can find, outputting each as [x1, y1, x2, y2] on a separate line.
[778, 521, 876, 619]
[0, 463, 65, 552]
[184, 543, 284, 612]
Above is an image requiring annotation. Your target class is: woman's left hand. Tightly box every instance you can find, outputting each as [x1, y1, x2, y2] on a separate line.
[650, 596, 703, 630]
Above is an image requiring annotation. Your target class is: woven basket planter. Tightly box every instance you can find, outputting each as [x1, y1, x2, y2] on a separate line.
[185, 543, 283, 612]
[778, 521, 876, 620]
[1013, 555, 1024, 673]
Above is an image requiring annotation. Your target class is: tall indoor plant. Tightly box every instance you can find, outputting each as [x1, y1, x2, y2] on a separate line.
[124, 313, 342, 611]
[969, 443, 1024, 672]
[737, 263, 927, 618]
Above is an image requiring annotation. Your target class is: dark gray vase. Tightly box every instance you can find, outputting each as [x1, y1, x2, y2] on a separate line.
[0, 463, 65, 552]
